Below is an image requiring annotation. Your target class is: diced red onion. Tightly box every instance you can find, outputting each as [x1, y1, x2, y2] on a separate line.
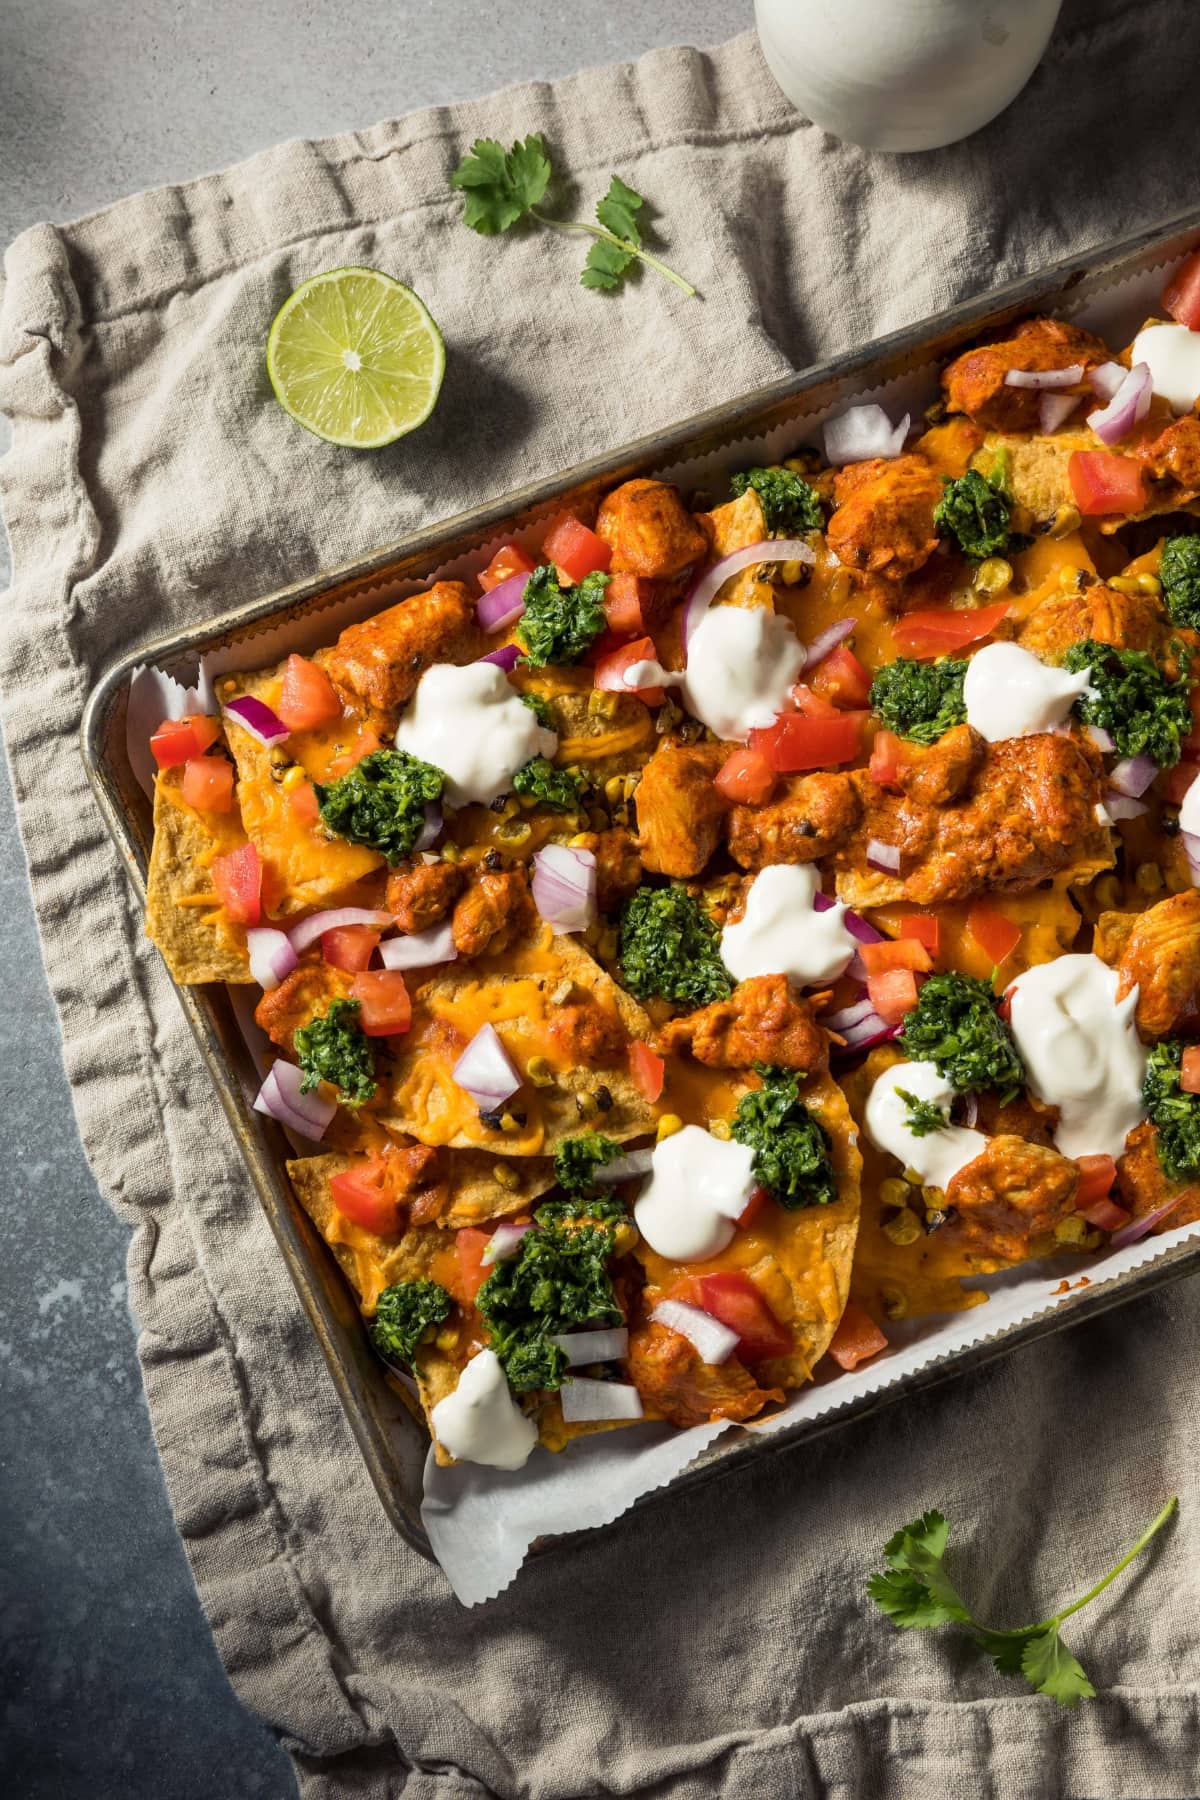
[223, 694, 290, 748]
[681, 539, 816, 653]
[1083, 723, 1114, 753]
[651, 1299, 739, 1364]
[531, 843, 597, 934]
[1003, 364, 1085, 390]
[866, 837, 902, 874]
[253, 1060, 336, 1140]
[825, 995, 899, 1051]
[803, 617, 857, 670]
[1087, 362, 1152, 445]
[476, 571, 528, 634]
[415, 802, 443, 851]
[246, 927, 298, 990]
[1089, 361, 1127, 401]
[288, 906, 393, 955]
[1182, 831, 1200, 886]
[1039, 392, 1079, 434]
[560, 1377, 644, 1423]
[452, 1022, 522, 1110]
[1108, 753, 1157, 799]
[594, 1146, 655, 1183]
[1104, 793, 1149, 821]
[961, 1093, 979, 1128]
[813, 889, 884, 944]
[823, 403, 909, 466]
[1110, 1193, 1186, 1251]
[379, 921, 457, 971]
[824, 996, 878, 1033]
[550, 1327, 630, 1366]
[481, 1221, 534, 1266]
[478, 643, 521, 671]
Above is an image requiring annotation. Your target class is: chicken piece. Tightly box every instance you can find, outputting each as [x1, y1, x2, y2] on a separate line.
[635, 739, 728, 879]
[826, 454, 944, 585]
[384, 858, 464, 932]
[546, 999, 626, 1068]
[626, 1322, 783, 1427]
[320, 580, 478, 714]
[1018, 579, 1172, 664]
[915, 416, 985, 477]
[941, 317, 1109, 432]
[1114, 889, 1200, 1040]
[726, 771, 862, 871]
[944, 1134, 1080, 1261]
[659, 975, 828, 1073]
[450, 868, 535, 958]
[254, 961, 355, 1051]
[894, 724, 986, 808]
[570, 827, 642, 913]
[972, 1092, 1058, 1147]
[373, 1142, 451, 1226]
[1117, 1121, 1200, 1233]
[1132, 414, 1200, 492]
[695, 490, 779, 610]
[596, 479, 709, 580]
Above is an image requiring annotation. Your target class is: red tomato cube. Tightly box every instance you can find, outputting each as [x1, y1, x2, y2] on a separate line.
[826, 1301, 888, 1372]
[628, 1040, 665, 1103]
[543, 515, 612, 584]
[749, 711, 864, 774]
[867, 967, 920, 1024]
[1163, 249, 1200, 331]
[1068, 451, 1148, 517]
[150, 714, 220, 768]
[276, 654, 342, 731]
[810, 643, 872, 709]
[331, 1158, 404, 1236]
[714, 745, 776, 805]
[349, 969, 411, 1037]
[479, 543, 536, 593]
[211, 842, 261, 925]
[322, 925, 381, 972]
[181, 754, 235, 814]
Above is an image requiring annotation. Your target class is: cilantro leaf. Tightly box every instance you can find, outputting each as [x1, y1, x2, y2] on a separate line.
[1065, 638, 1193, 767]
[934, 468, 1012, 561]
[730, 1066, 837, 1209]
[516, 565, 608, 666]
[595, 175, 644, 246]
[884, 1509, 951, 1568]
[973, 1628, 1039, 1675]
[898, 1088, 949, 1137]
[450, 134, 551, 235]
[582, 238, 636, 292]
[1020, 1628, 1096, 1708]
[866, 1570, 956, 1630]
[729, 467, 823, 537]
[869, 656, 968, 746]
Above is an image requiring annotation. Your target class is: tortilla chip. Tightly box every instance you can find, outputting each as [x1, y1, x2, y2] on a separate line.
[511, 674, 656, 784]
[145, 766, 253, 984]
[1092, 908, 1139, 971]
[381, 933, 657, 1154]
[971, 430, 1095, 524]
[698, 490, 779, 610]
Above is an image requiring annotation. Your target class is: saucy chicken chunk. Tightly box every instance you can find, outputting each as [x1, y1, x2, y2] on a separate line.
[546, 998, 627, 1067]
[321, 580, 478, 714]
[570, 827, 643, 914]
[1132, 413, 1200, 492]
[659, 975, 828, 1073]
[1118, 1121, 1200, 1233]
[255, 961, 354, 1050]
[826, 454, 944, 585]
[941, 317, 1108, 432]
[450, 868, 535, 958]
[596, 478, 709, 580]
[635, 739, 728, 878]
[893, 723, 986, 808]
[1114, 889, 1200, 1040]
[1018, 580, 1173, 664]
[944, 1134, 1080, 1261]
[385, 858, 464, 933]
[626, 1321, 784, 1427]
[726, 771, 862, 870]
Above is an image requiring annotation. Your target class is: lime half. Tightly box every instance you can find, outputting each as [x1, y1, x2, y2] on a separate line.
[266, 267, 446, 448]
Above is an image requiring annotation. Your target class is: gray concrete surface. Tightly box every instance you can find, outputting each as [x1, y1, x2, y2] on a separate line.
[0, 4, 743, 1795]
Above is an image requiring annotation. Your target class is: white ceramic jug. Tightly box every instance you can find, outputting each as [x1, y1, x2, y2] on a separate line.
[755, 0, 1063, 153]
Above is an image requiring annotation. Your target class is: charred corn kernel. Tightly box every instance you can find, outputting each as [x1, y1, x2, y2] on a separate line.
[903, 1166, 924, 1187]
[491, 1162, 520, 1189]
[565, 764, 585, 783]
[612, 804, 629, 828]
[1108, 575, 1141, 596]
[219, 676, 238, 697]
[623, 772, 641, 799]
[613, 1221, 640, 1256]
[588, 806, 610, 832]
[1136, 572, 1162, 596]
[973, 557, 1012, 596]
[1082, 1228, 1103, 1251]
[1167, 863, 1192, 894]
[882, 1208, 922, 1247]
[779, 559, 808, 586]
[568, 832, 592, 849]
[526, 1056, 555, 1088]
[922, 398, 947, 427]
[881, 1287, 908, 1321]
[1094, 874, 1121, 911]
[268, 744, 290, 768]
[604, 775, 625, 805]
[441, 842, 462, 864]
[434, 1326, 459, 1353]
[518, 791, 538, 811]
[880, 1177, 912, 1209]
[920, 1185, 946, 1211]
[461, 842, 488, 864]
[501, 796, 520, 819]
[1135, 861, 1164, 895]
[1053, 1214, 1089, 1245]
[656, 1113, 684, 1142]
[499, 1111, 523, 1135]
[709, 1119, 733, 1141]
[1050, 505, 1082, 539]
[280, 764, 307, 792]
[589, 691, 620, 720]
[575, 1091, 600, 1121]
[495, 820, 532, 849]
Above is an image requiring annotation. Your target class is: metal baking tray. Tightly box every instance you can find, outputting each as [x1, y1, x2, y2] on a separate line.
[82, 206, 1200, 1562]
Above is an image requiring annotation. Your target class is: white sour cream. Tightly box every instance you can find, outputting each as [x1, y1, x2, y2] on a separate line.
[963, 642, 1093, 743]
[720, 863, 857, 988]
[430, 1347, 538, 1470]
[633, 1125, 757, 1263]
[682, 605, 807, 743]
[393, 662, 556, 807]
[1131, 322, 1200, 414]
[1007, 953, 1147, 1160]
[864, 1060, 987, 1191]
[1180, 771, 1200, 840]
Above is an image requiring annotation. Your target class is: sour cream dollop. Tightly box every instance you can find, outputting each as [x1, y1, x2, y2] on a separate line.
[633, 1125, 757, 1262]
[720, 863, 857, 988]
[682, 605, 807, 742]
[1007, 953, 1146, 1160]
[1180, 770, 1200, 841]
[393, 662, 555, 806]
[1131, 322, 1200, 414]
[963, 642, 1093, 743]
[430, 1348, 538, 1470]
[864, 1060, 987, 1191]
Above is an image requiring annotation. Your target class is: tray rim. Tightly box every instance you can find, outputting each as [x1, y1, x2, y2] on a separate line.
[80, 202, 1200, 1570]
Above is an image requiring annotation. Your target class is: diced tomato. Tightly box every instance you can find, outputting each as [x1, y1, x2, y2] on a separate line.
[688, 1272, 792, 1362]
[1068, 450, 1148, 517]
[714, 744, 776, 805]
[1078, 1197, 1132, 1234]
[349, 969, 412, 1037]
[749, 710, 865, 774]
[150, 714, 220, 768]
[210, 842, 261, 925]
[478, 542, 536, 593]
[276, 654, 342, 731]
[1074, 1153, 1117, 1208]
[810, 644, 872, 709]
[826, 1301, 888, 1372]
[899, 914, 940, 956]
[867, 967, 920, 1024]
[322, 925, 381, 972]
[330, 1157, 404, 1236]
[289, 779, 320, 826]
[860, 938, 932, 976]
[892, 601, 1011, 660]
[736, 1185, 772, 1230]
[1166, 761, 1199, 807]
[594, 636, 664, 705]
[967, 902, 1021, 966]
[1163, 248, 1200, 331]
[325, 727, 381, 780]
[456, 1227, 494, 1302]
[181, 754, 235, 814]
[543, 514, 612, 584]
[868, 728, 906, 788]
[602, 572, 670, 637]
[1182, 1047, 1200, 1095]
[791, 681, 841, 720]
[628, 1040, 665, 1103]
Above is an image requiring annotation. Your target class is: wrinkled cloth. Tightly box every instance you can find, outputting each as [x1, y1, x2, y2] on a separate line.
[4, 10, 1200, 1797]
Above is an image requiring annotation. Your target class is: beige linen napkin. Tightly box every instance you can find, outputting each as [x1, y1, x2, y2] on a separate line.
[4, 12, 1200, 1797]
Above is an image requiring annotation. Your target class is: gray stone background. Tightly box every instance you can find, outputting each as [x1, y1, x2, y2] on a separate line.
[0, 3, 740, 1794]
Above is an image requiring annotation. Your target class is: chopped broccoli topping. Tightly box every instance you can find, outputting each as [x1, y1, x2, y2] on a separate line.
[898, 1088, 948, 1137]
[315, 748, 444, 865]
[1064, 639, 1193, 767]
[520, 691, 556, 729]
[370, 1279, 451, 1368]
[869, 656, 969, 746]
[476, 1216, 623, 1392]
[618, 885, 732, 1007]
[900, 972, 1024, 1104]
[1143, 1041, 1200, 1182]
[729, 466, 823, 537]
[516, 564, 608, 667]
[553, 1131, 620, 1199]
[511, 754, 584, 811]
[1159, 537, 1200, 631]
[730, 1065, 837, 1208]
[293, 998, 376, 1107]
[934, 468, 1012, 561]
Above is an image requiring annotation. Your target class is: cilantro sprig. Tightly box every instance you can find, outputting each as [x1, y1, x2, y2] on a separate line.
[450, 135, 697, 298]
[869, 1499, 1177, 1707]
